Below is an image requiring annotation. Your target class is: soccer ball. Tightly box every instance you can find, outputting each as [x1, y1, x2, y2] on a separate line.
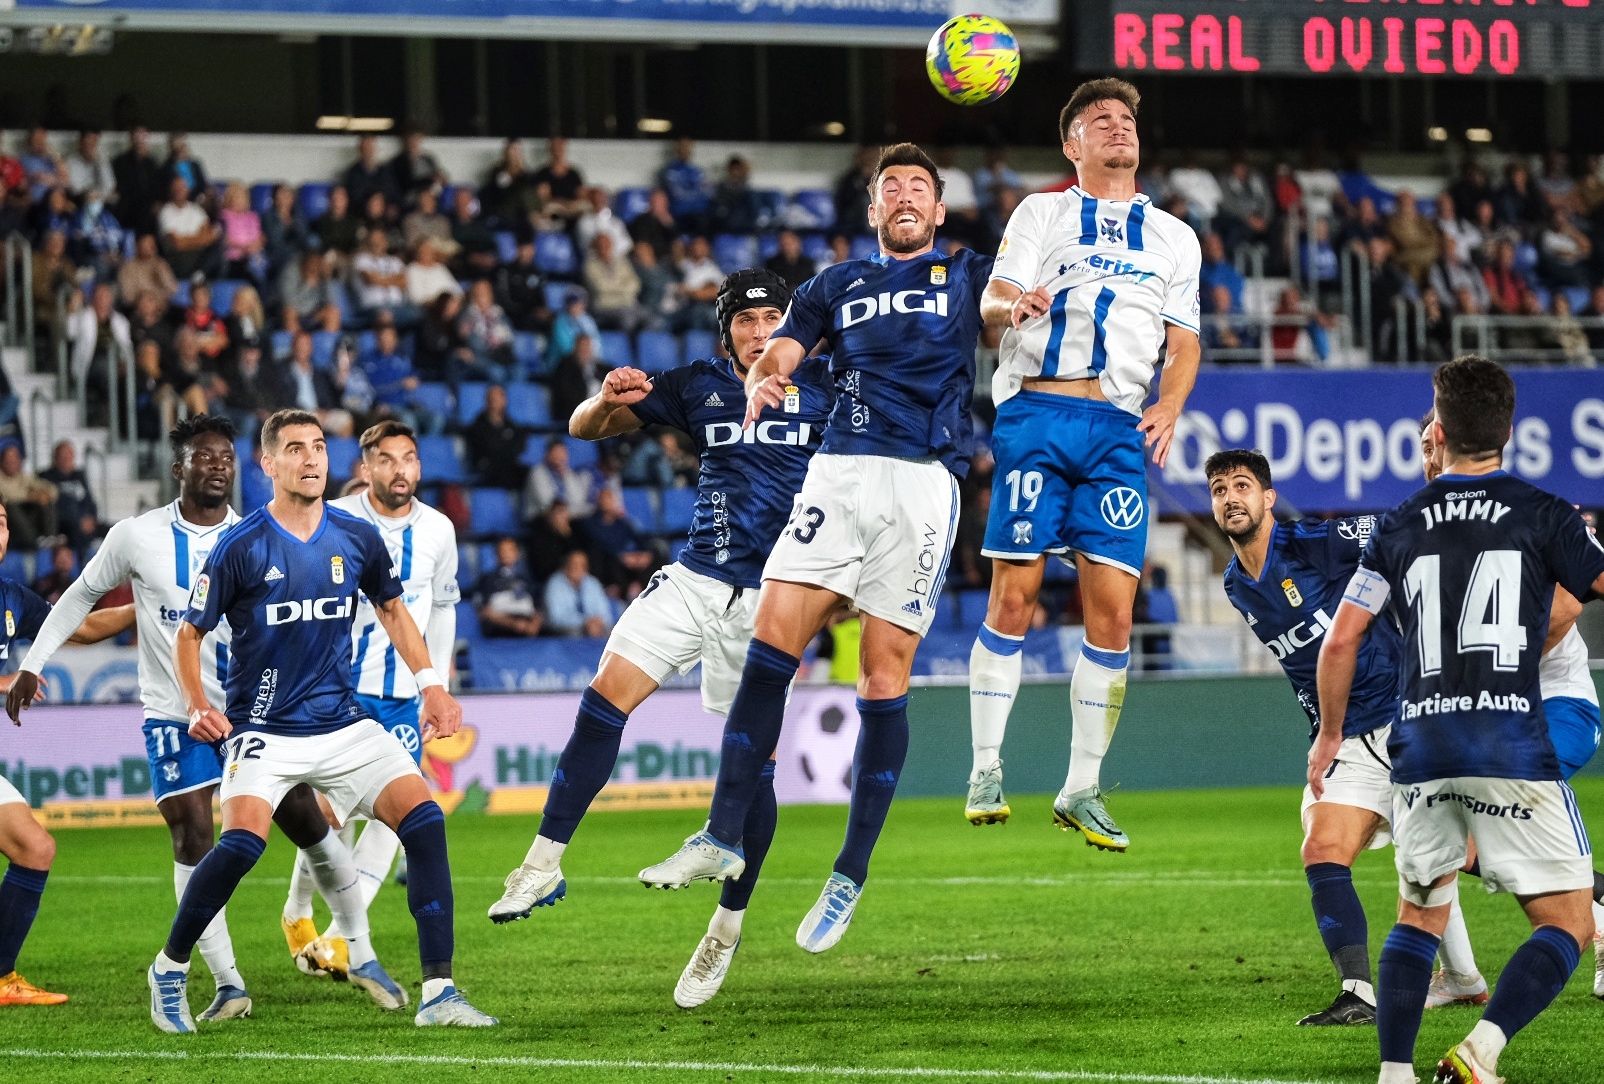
[926, 13, 1021, 106]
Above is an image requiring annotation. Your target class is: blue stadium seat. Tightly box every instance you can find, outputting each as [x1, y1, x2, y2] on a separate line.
[564, 436, 599, 471]
[326, 437, 361, 483]
[520, 433, 551, 467]
[418, 435, 468, 483]
[412, 382, 453, 425]
[1515, 243, 1539, 275]
[456, 542, 479, 582]
[621, 486, 656, 529]
[0, 550, 30, 584]
[311, 330, 341, 368]
[1564, 286, 1591, 314]
[470, 487, 522, 536]
[597, 330, 634, 368]
[635, 330, 681, 373]
[209, 280, 246, 315]
[713, 234, 760, 274]
[512, 332, 544, 370]
[544, 282, 581, 312]
[535, 232, 578, 277]
[439, 183, 462, 212]
[269, 329, 293, 359]
[682, 330, 717, 361]
[507, 384, 550, 425]
[494, 231, 519, 264]
[477, 542, 500, 572]
[753, 189, 786, 228]
[850, 235, 880, 261]
[299, 182, 333, 222]
[614, 187, 652, 222]
[171, 280, 192, 309]
[1532, 286, 1553, 312]
[455, 601, 481, 641]
[802, 232, 833, 264]
[758, 234, 780, 262]
[790, 190, 836, 231]
[249, 183, 277, 216]
[456, 383, 488, 426]
[659, 487, 697, 534]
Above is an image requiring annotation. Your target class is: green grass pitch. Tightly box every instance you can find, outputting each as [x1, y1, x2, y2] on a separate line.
[2, 783, 1601, 1083]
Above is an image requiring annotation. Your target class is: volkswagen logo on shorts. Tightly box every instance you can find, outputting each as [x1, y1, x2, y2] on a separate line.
[1100, 487, 1144, 530]
[394, 724, 421, 753]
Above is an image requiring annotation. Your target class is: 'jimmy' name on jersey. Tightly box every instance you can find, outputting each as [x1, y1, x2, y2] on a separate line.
[774, 248, 990, 479]
[628, 355, 834, 589]
[1344, 472, 1604, 783]
[1225, 515, 1402, 741]
[185, 505, 403, 736]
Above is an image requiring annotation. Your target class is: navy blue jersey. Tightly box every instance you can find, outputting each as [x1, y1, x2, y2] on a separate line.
[185, 505, 404, 736]
[775, 247, 989, 479]
[1348, 472, 1604, 783]
[0, 579, 50, 664]
[629, 355, 834, 589]
[1223, 516, 1402, 741]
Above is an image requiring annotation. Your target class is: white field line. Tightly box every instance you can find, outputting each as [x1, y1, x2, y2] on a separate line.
[0, 1048, 1344, 1084]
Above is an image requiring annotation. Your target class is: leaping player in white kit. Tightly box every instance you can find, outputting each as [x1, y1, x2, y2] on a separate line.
[965, 77, 1202, 850]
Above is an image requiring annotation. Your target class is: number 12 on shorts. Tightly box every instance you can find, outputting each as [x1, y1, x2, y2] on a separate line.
[226, 734, 265, 763]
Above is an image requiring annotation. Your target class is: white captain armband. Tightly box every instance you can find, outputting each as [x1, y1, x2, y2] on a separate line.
[414, 668, 445, 691]
[1341, 566, 1390, 615]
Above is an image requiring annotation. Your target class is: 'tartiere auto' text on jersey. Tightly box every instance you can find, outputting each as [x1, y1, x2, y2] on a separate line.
[185, 504, 403, 735]
[774, 247, 989, 479]
[990, 187, 1200, 413]
[22, 501, 239, 721]
[627, 355, 834, 590]
[1224, 515, 1402, 741]
[1344, 472, 1604, 783]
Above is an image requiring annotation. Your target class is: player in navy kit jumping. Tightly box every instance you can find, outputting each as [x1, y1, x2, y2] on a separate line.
[640, 143, 988, 954]
[146, 408, 494, 1033]
[487, 268, 832, 1007]
[1313, 357, 1604, 1084]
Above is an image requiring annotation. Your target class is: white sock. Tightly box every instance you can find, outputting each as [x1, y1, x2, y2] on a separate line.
[525, 835, 566, 871]
[1437, 893, 1479, 978]
[325, 821, 402, 940]
[175, 861, 245, 991]
[154, 949, 189, 974]
[1465, 1020, 1508, 1071]
[1341, 978, 1375, 1006]
[1591, 899, 1603, 939]
[284, 853, 317, 921]
[302, 828, 376, 967]
[1063, 641, 1129, 796]
[422, 976, 453, 1002]
[708, 904, 744, 945]
[1378, 1062, 1417, 1084]
[969, 626, 1023, 778]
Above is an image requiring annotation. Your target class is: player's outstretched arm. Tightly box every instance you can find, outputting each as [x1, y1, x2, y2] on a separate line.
[1309, 601, 1374, 796]
[1544, 587, 1583, 655]
[66, 604, 136, 645]
[176, 621, 230, 741]
[743, 336, 807, 427]
[373, 594, 462, 739]
[571, 366, 653, 441]
[1136, 324, 1202, 470]
[980, 278, 1047, 329]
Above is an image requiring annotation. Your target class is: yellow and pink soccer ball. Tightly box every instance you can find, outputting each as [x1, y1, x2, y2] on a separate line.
[925, 13, 1021, 106]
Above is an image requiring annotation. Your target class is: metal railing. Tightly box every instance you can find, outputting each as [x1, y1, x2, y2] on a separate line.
[82, 441, 111, 527]
[1340, 244, 1374, 359]
[25, 388, 55, 465]
[54, 283, 74, 399]
[1450, 314, 1604, 365]
[1199, 312, 1353, 366]
[1394, 295, 1425, 363]
[2, 232, 34, 349]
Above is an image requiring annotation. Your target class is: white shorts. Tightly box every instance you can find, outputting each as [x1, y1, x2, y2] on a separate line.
[1391, 776, 1594, 900]
[605, 562, 759, 716]
[0, 775, 23, 806]
[762, 453, 959, 636]
[1301, 727, 1394, 851]
[219, 720, 421, 824]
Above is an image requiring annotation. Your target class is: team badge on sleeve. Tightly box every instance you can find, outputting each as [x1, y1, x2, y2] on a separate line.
[190, 574, 210, 610]
[331, 555, 345, 584]
[3, 610, 12, 638]
[1281, 578, 1304, 607]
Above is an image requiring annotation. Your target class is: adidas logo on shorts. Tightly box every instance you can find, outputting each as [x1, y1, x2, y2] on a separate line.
[264, 566, 285, 583]
[901, 599, 922, 616]
[704, 392, 724, 407]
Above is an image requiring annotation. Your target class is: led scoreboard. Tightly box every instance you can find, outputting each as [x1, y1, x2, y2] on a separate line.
[1076, 0, 1604, 78]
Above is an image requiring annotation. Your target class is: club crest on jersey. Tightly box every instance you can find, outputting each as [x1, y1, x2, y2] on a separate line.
[1100, 217, 1124, 244]
[331, 555, 345, 584]
[783, 384, 800, 413]
[190, 573, 210, 610]
[1282, 578, 1304, 607]
[997, 237, 1009, 256]
[1012, 520, 1032, 545]
[3, 610, 12, 638]
[930, 264, 947, 286]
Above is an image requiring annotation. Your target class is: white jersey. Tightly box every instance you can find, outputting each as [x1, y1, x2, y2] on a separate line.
[21, 501, 238, 722]
[1540, 625, 1597, 705]
[990, 186, 1201, 413]
[331, 492, 459, 701]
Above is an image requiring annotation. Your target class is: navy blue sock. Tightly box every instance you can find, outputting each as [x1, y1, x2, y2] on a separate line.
[1377, 923, 1440, 1065]
[1464, 857, 1481, 878]
[538, 687, 628, 845]
[706, 640, 798, 845]
[1484, 926, 1581, 1041]
[163, 830, 263, 963]
[397, 801, 454, 979]
[833, 695, 910, 886]
[1305, 862, 1370, 983]
[1593, 870, 1603, 906]
[720, 760, 777, 913]
[0, 864, 48, 975]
